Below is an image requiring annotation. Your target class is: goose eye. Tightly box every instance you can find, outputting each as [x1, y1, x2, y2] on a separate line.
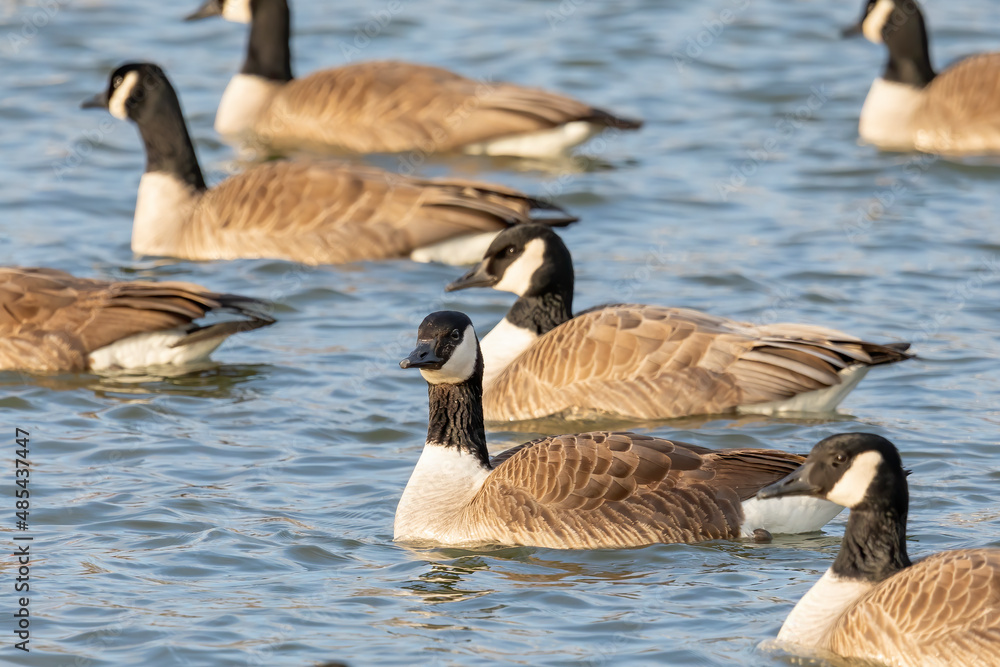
[450, 329, 460, 340]
[833, 453, 848, 465]
[113, 76, 123, 88]
[505, 245, 516, 255]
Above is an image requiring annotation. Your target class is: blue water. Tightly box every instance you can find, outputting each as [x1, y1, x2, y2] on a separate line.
[1, 0, 998, 665]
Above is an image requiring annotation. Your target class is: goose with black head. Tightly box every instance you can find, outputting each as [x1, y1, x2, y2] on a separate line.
[82, 63, 576, 266]
[394, 311, 844, 549]
[760, 433, 1000, 666]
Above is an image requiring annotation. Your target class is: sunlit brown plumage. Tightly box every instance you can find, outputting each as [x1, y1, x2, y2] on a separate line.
[0, 268, 272, 372]
[827, 549, 1000, 666]
[442, 432, 806, 549]
[254, 61, 640, 155]
[484, 305, 910, 422]
[157, 161, 572, 264]
[912, 54, 1000, 154]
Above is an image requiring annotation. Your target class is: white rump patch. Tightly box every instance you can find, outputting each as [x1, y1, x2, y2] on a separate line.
[215, 74, 281, 139]
[394, 443, 491, 543]
[738, 365, 870, 415]
[493, 237, 546, 296]
[132, 172, 199, 257]
[410, 231, 502, 265]
[858, 78, 923, 150]
[419, 325, 478, 385]
[109, 70, 140, 120]
[479, 317, 539, 387]
[862, 0, 895, 44]
[463, 121, 601, 158]
[777, 569, 874, 649]
[222, 0, 253, 23]
[740, 494, 843, 536]
[89, 328, 225, 371]
[826, 450, 883, 508]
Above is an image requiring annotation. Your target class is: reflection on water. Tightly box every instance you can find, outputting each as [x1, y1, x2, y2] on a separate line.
[0, 364, 270, 400]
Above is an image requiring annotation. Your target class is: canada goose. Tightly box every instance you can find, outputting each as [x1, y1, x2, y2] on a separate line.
[760, 433, 1000, 665]
[845, 0, 1000, 154]
[395, 310, 843, 548]
[446, 225, 913, 422]
[81, 63, 576, 266]
[0, 267, 273, 373]
[185, 0, 642, 158]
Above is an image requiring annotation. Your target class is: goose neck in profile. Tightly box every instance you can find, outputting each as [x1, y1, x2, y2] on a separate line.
[134, 86, 206, 191]
[507, 291, 573, 336]
[242, 0, 293, 82]
[879, 1, 935, 88]
[832, 504, 912, 583]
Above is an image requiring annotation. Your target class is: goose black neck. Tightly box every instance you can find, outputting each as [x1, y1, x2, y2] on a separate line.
[506, 292, 573, 335]
[832, 498, 912, 583]
[881, 3, 936, 87]
[134, 81, 206, 191]
[242, 0, 293, 82]
[425, 356, 490, 469]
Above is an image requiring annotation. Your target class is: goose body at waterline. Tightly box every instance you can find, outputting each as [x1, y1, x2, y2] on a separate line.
[847, 0, 1000, 155]
[394, 311, 843, 549]
[0, 267, 273, 373]
[185, 0, 642, 158]
[760, 433, 1000, 666]
[446, 225, 913, 422]
[83, 63, 576, 266]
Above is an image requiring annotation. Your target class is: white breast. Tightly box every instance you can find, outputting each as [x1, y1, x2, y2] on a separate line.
[858, 78, 925, 150]
[777, 569, 873, 649]
[479, 317, 539, 387]
[132, 173, 199, 257]
[394, 444, 490, 543]
[215, 74, 282, 140]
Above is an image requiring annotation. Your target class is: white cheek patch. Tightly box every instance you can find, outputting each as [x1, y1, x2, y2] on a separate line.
[420, 326, 479, 385]
[493, 238, 546, 296]
[222, 0, 253, 23]
[108, 71, 140, 120]
[826, 450, 883, 508]
[863, 0, 895, 44]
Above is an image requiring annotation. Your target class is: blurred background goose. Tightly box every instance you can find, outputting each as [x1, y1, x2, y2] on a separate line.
[185, 0, 642, 158]
[0, 267, 273, 373]
[82, 63, 576, 266]
[760, 433, 1000, 666]
[845, 0, 1000, 154]
[447, 225, 913, 422]
[394, 311, 843, 548]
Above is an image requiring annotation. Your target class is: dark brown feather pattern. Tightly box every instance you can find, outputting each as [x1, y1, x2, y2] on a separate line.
[469, 431, 806, 549]
[0, 267, 272, 372]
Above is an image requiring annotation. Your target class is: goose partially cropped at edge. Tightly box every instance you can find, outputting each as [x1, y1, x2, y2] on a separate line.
[185, 0, 642, 158]
[82, 63, 576, 266]
[446, 225, 913, 422]
[394, 310, 843, 549]
[845, 0, 1000, 155]
[0, 267, 273, 373]
[760, 433, 1000, 666]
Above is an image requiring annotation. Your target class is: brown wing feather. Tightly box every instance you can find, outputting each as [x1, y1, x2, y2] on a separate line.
[184, 161, 568, 264]
[468, 431, 803, 549]
[257, 61, 639, 154]
[915, 53, 1000, 154]
[830, 549, 1000, 665]
[0, 268, 271, 372]
[483, 305, 910, 421]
